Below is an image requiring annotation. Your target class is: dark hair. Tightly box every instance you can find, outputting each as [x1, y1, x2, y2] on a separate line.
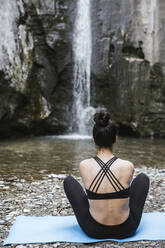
[93, 111, 118, 149]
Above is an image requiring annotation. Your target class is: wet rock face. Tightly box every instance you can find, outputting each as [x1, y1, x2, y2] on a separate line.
[91, 0, 165, 137]
[22, 0, 76, 135]
[0, 0, 165, 138]
[0, 0, 76, 138]
[0, 0, 34, 138]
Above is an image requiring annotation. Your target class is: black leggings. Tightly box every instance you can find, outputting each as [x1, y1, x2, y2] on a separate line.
[63, 173, 149, 239]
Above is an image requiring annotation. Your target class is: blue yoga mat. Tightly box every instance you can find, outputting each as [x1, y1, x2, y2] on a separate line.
[3, 212, 165, 245]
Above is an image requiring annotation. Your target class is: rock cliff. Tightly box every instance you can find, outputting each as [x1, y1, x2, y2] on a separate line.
[91, 0, 165, 137]
[0, 0, 76, 138]
[0, 0, 165, 138]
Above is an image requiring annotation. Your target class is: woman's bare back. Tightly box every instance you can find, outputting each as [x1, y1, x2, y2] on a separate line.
[79, 156, 134, 225]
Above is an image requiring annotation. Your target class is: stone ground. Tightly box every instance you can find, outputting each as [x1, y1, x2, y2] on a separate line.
[0, 168, 165, 248]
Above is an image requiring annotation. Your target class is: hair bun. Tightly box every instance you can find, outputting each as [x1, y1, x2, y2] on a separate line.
[94, 112, 111, 127]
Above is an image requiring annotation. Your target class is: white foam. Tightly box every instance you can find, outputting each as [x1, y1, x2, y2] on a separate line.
[51, 134, 92, 140]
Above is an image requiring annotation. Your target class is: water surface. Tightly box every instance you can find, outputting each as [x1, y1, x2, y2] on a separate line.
[0, 135, 164, 181]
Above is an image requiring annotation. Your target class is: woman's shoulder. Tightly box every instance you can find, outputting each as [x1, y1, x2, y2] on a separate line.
[116, 158, 134, 171]
[79, 158, 94, 179]
[115, 158, 134, 184]
[79, 158, 93, 168]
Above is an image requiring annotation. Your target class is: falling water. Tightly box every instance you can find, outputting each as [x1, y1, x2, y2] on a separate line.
[140, 0, 158, 64]
[71, 0, 95, 135]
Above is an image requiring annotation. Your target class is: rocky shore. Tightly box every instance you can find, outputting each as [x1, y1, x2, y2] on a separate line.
[0, 168, 165, 248]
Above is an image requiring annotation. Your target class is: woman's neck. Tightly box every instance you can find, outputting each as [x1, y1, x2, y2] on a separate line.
[97, 147, 114, 160]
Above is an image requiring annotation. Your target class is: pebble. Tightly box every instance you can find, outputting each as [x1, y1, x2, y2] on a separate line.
[52, 243, 60, 247]
[23, 208, 31, 213]
[17, 183, 23, 191]
[16, 245, 27, 248]
[0, 220, 5, 225]
[3, 186, 10, 191]
[8, 177, 17, 181]
[55, 185, 60, 189]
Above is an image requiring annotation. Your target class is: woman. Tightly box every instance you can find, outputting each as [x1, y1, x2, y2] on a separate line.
[63, 112, 149, 239]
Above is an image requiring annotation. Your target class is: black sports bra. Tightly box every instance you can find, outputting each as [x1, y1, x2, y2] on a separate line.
[85, 156, 130, 200]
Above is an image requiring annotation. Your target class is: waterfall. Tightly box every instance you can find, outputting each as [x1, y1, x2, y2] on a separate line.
[71, 0, 95, 135]
[140, 0, 158, 64]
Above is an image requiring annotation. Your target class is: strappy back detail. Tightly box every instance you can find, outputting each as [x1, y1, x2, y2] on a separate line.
[89, 156, 125, 193]
[85, 156, 130, 200]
